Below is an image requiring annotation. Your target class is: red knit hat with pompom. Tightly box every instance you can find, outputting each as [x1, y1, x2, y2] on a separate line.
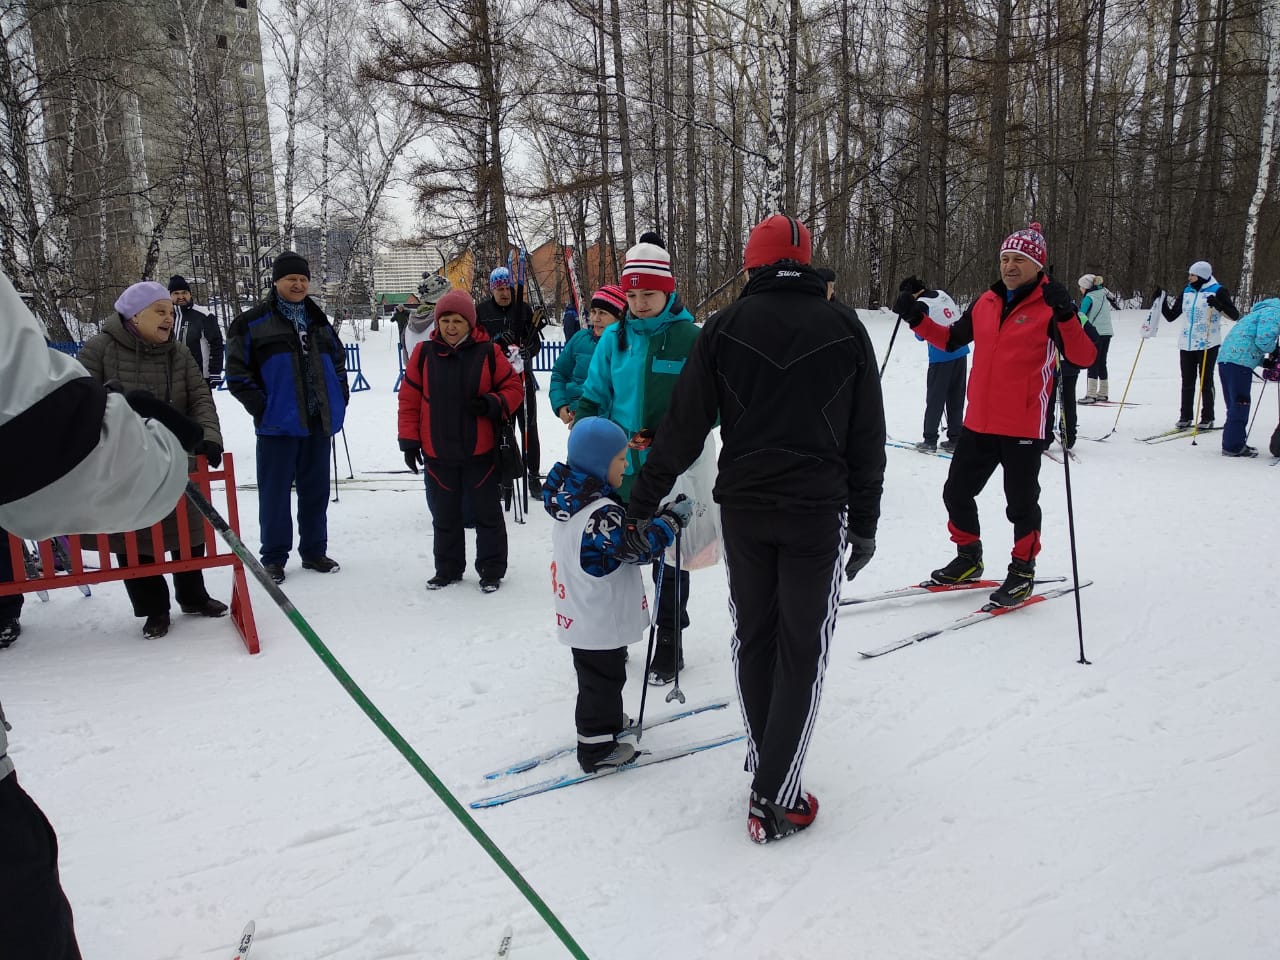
[999, 222, 1047, 269]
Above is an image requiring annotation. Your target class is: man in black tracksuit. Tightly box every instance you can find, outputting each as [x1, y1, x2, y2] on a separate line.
[626, 215, 886, 844]
[168, 275, 224, 389]
[475, 268, 543, 483]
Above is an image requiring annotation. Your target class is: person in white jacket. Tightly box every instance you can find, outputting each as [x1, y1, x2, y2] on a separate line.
[0, 270, 193, 960]
[1158, 260, 1241, 429]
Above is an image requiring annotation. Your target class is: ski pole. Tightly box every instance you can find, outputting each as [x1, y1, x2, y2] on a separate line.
[666, 530, 686, 705]
[1246, 378, 1268, 441]
[878, 315, 903, 379]
[340, 427, 353, 478]
[330, 437, 340, 503]
[1053, 351, 1090, 666]
[1190, 311, 1216, 446]
[635, 559, 665, 742]
[1093, 338, 1145, 441]
[181, 482, 594, 960]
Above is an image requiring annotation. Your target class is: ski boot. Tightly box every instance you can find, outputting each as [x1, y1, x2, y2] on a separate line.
[988, 558, 1035, 607]
[748, 790, 819, 844]
[930, 543, 983, 585]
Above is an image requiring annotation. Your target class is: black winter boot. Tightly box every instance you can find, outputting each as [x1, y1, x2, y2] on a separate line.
[930, 543, 984, 584]
[647, 629, 684, 686]
[989, 558, 1035, 607]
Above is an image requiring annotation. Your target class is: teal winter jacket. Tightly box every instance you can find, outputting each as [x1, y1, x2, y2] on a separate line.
[549, 327, 599, 415]
[1218, 298, 1280, 370]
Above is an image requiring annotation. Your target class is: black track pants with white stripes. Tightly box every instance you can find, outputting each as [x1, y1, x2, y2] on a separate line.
[721, 507, 846, 808]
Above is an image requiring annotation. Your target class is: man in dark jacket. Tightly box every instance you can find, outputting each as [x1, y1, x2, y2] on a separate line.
[226, 251, 348, 583]
[475, 266, 542, 483]
[169, 275, 224, 389]
[625, 214, 887, 844]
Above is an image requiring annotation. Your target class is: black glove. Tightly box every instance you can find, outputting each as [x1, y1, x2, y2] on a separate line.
[892, 291, 926, 326]
[124, 389, 204, 451]
[193, 440, 223, 468]
[1041, 280, 1076, 321]
[401, 443, 424, 474]
[621, 513, 652, 558]
[1150, 287, 1164, 306]
[494, 331, 516, 350]
[1205, 293, 1219, 309]
[845, 534, 876, 581]
[466, 395, 499, 418]
[206, 376, 222, 390]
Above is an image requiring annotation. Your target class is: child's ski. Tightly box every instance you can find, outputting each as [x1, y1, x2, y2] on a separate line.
[480, 699, 731, 780]
[231, 920, 255, 960]
[858, 581, 1093, 658]
[471, 732, 745, 808]
[495, 925, 514, 957]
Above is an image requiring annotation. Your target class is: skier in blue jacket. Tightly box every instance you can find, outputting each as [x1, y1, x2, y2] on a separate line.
[1216, 298, 1280, 457]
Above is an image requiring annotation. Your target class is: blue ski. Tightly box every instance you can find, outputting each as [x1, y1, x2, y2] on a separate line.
[470, 732, 746, 809]
[480, 699, 731, 780]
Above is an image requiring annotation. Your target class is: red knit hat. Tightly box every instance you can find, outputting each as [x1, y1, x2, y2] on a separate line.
[621, 242, 675, 293]
[1000, 222, 1047, 269]
[434, 289, 476, 327]
[744, 214, 812, 269]
[590, 284, 626, 319]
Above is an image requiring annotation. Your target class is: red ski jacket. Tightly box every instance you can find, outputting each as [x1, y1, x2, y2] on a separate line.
[914, 277, 1097, 440]
[398, 325, 525, 460]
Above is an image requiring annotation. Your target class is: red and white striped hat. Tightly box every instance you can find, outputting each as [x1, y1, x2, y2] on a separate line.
[621, 242, 675, 293]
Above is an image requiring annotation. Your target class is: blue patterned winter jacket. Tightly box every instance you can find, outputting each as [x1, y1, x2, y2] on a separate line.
[1217, 298, 1280, 370]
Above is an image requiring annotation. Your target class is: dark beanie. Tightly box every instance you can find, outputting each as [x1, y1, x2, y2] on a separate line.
[272, 250, 311, 282]
[815, 267, 836, 284]
[638, 230, 666, 249]
[898, 275, 926, 295]
[167, 274, 191, 293]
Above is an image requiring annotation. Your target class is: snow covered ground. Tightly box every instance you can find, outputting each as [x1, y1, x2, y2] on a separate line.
[5, 308, 1278, 959]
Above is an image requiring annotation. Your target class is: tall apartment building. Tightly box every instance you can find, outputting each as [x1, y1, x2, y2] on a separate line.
[31, 0, 279, 321]
[375, 242, 445, 296]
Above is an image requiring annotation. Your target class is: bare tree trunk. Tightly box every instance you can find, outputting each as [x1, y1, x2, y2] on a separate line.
[608, 0, 635, 243]
[682, 0, 697, 306]
[1238, 0, 1278, 306]
[1153, 0, 1182, 281]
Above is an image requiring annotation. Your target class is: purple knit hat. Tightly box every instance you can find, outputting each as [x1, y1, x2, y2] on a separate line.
[114, 281, 172, 320]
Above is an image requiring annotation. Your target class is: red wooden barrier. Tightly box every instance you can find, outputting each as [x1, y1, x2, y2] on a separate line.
[0, 452, 260, 654]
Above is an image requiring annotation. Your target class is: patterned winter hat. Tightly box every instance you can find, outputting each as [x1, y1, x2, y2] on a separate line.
[590, 284, 626, 319]
[567, 417, 629, 485]
[418, 274, 451, 305]
[621, 242, 675, 293]
[489, 266, 512, 289]
[744, 214, 812, 269]
[999, 222, 1047, 269]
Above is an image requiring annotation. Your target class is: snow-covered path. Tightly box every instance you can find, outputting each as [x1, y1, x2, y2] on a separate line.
[4, 310, 1277, 958]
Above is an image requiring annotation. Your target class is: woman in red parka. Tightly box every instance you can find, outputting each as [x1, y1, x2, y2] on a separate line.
[398, 289, 524, 593]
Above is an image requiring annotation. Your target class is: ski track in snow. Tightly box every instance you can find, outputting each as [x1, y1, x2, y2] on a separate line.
[4, 312, 1278, 958]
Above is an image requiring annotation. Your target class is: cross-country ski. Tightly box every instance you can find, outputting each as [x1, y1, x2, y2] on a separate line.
[231, 920, 254, 960]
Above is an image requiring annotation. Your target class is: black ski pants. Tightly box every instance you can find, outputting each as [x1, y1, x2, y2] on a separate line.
[1179, 346, 1219, 422]
[943, 429, 1043, 562]
[0, 773, 82, 960]
[1044, 368, 1080, 445]
[425, 457, 507, 580]
[114, 545, 211, 617]
[571, 646, 628, 767]
[721, 507, 845, 809]
[517, 376, 540, 477]
[922, 356, 967, 444]
[1088, 335, 1112, 380]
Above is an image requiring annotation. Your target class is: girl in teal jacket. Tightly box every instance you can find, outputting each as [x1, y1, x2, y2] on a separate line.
[549, 284, 625, 424]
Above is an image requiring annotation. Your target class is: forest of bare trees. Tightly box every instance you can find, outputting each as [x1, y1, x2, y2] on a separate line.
[3, 0, 1279, 333]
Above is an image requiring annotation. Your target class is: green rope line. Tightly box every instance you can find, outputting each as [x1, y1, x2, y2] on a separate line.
[185, 483, 591, 959]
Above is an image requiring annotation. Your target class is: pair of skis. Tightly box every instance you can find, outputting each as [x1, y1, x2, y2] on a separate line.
[1138, 424, 1221, 443]
[850, 579, 1092, 658]
[885, 438, 954, 459]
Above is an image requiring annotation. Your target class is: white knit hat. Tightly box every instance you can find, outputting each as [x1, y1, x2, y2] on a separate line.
[1188, 261, 1212, 280]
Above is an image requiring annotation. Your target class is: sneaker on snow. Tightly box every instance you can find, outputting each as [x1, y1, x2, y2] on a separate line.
[930, 545, 984, 584]
[988, 559, 1035, 608]
[0, 618, 20, 648]
[1222, 444, 1260, 458]
[264, 563, 286, 584]
[579, 740, 638, 774]
[180, 598, 228, 617]
[748, 789, 818, 844]
[1175, 419, 1192, 430]
[939, 439, 957, 452]
[479, 578, 502, 594]
[301, 555, 340, 573]
[426, 574, 462, 590]
[915, 440, 937, 453]
[142, 613, 171, 639]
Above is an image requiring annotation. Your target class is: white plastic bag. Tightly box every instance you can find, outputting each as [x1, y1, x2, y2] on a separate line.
[664, 432, 721, 570]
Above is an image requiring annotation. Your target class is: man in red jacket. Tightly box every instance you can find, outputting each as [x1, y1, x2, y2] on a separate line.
[894, 223, 1096, 606]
